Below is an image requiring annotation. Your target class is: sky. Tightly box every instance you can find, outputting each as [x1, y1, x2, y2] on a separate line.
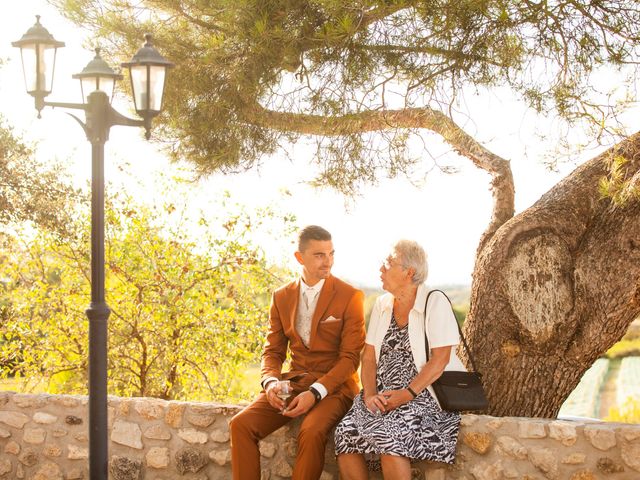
[1, 1, 638, 289]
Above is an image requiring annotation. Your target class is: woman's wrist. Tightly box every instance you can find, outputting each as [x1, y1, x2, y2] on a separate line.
[406, 386, 418, 398]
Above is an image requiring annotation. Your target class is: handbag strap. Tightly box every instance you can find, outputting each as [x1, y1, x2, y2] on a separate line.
[424, 289, 481, 375]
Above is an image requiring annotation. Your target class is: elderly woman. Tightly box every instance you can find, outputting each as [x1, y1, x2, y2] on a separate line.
[334, 240, 462, 479]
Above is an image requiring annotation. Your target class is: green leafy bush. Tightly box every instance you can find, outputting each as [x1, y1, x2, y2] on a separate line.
[606, 396, 640, 424]
[0, 194, 295, 402]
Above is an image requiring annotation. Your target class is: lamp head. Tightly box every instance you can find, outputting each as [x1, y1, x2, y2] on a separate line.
[12, 15, 65, 116]
[72, 48, 123, 104]
[121, 34, 175, 125]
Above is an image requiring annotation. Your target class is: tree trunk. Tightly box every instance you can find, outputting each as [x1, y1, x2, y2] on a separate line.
[466, 132, 640, 418]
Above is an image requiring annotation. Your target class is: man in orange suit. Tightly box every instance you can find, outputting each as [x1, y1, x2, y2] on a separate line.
[230, 225, 366, 480]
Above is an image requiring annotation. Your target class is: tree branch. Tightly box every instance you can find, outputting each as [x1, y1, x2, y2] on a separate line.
[246, 104, 514, 247]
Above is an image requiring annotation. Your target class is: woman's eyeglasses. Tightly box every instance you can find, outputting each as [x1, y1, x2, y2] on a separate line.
[382, 257, 405, 271]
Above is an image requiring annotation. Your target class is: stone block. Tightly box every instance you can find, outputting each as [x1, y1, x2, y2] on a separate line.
[175, 447, 207, 474]
[486, 418, 505, 430]
[12, 394, 46, 408]
[43, 444, 62, 457]
[17, 448, 37, 466]
[118, 399, 131, 416]
[23, 427, 46, 444]
[209, 448, 231, 466]
[0, 429, 9, 439]
[596, 456, 624, 474]
[144, 424, 172, 440]
[65, 415, 83, 425]
[68, 444, 89, 460]
[0, 457, 11, 476]
[210, 428, 230, 443]
[569, 470, 596, 480]
[33, 461, 62, 480]
[469, 460, 503, 480]
[496, 435, 527, 460]
[146, 447, 170, 468]
[48, 395, 80, 408]
[548, 421, 577, 446]
[528, 446, 558, 479]
[460, 415, 479, 427]
[165, 402, 185, 428]
[272, 457, 293, 477]
[518, 420, 546, 439]
[462, 432, 492, 454]
[187, 412, 216, 427]
[178, 428, 208, 444]
[584, 425, 616, 451]
[621, 440, 640, 472]
[111, 420, 143, 449]
[134, 399, 165, 420]
[110, 455, 142, 480]
[562, 453, 586, 464]
[33, 412, 57, 424]
[108, 406, 115, 428]
[617, 426, 640, 442]
[4, 441, 19, 455]
[259, 441, 277, 458]
[52, 428, 67, 437]
[0, 412, 29, 429]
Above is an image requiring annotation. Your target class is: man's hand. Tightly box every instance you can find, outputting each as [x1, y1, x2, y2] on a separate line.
[265, 382, 285, 411]
[282, 391, 316, 417]
[380, 389, 412, 411]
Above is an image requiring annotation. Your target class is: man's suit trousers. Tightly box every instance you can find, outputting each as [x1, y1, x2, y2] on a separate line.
[230, 390, 352, 480]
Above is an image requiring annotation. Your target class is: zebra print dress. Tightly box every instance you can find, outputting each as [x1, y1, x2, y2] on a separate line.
[334, 315, 460, 470]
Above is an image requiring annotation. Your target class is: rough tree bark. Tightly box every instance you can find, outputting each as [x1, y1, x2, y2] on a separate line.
[466, 132, 640, 417]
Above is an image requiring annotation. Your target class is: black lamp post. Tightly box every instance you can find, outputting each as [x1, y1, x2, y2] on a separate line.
[13, 16, 174, 480]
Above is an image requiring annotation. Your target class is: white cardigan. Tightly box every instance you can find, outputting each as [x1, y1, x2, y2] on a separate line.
[365, 284, 466, 407]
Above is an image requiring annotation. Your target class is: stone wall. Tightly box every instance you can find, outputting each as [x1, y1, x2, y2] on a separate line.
[0, 392, 639, 479]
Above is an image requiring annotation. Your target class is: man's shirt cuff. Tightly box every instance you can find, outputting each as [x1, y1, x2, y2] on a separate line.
[261, 376, 278, 391]
[311, 382, 327, 399]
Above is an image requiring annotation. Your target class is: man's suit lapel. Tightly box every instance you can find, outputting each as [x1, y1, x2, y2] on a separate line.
[285, 280, 301, 343]
[309, 275, 336, 347]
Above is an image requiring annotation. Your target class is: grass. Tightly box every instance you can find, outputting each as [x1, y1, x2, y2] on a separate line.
[0, 376, 48, 394]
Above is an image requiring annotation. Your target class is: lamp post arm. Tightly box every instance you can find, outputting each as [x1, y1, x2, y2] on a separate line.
[43, 100, 86, 111]
[107, 106, 152, 139]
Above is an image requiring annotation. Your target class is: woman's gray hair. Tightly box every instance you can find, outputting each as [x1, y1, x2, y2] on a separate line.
[394, 239, 428, 285]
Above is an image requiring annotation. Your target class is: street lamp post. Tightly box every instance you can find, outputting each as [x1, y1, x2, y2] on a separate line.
[12, 16, 174, 480]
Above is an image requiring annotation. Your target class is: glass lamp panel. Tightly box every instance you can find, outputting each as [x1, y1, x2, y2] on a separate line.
[97, 77, 115, 100]
[20, 45, 38, 93]
[80, 76, 115, 103]
[20, 44, 56, 93]
[79, 77, 94, 103]
[41, 45, 57, 92]
[148, 66, 166, 112]
[130, 65, 149, 111]
[22, 44, 57, 94]
[80, 77, 116, 104]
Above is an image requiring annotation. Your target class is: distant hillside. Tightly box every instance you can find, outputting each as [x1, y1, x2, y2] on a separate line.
[360, 284, 470, 305]
[360, 284, 471, 326]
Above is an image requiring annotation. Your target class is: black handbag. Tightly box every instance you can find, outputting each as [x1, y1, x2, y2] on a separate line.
[424, 290, 489, 412]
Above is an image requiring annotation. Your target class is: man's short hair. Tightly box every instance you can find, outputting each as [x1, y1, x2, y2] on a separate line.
[298, 225, 332, 252]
